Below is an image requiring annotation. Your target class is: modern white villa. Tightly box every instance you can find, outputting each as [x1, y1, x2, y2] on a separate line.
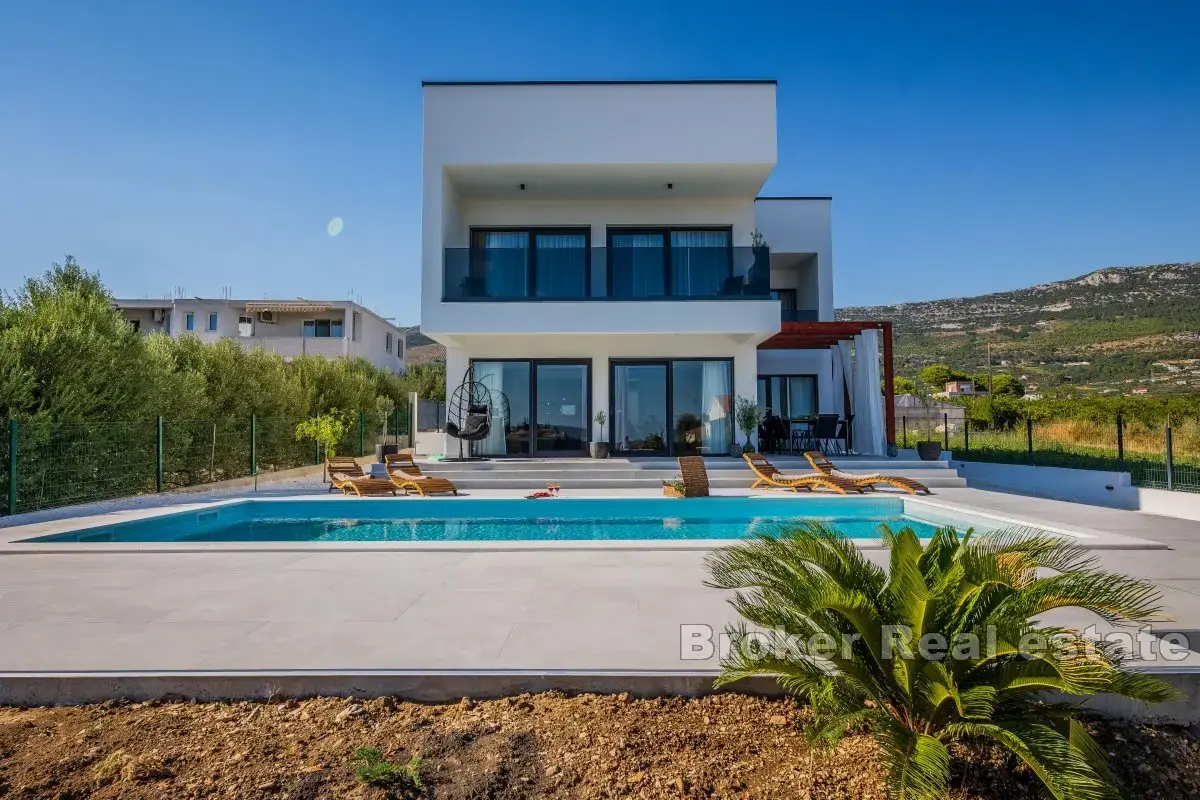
[420, 80, 895, 457]
[113, 297, 407, 373]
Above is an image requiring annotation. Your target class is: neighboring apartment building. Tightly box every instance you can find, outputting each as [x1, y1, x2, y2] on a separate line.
[114, 298, 406, 374]
[420, 80, 892, 456]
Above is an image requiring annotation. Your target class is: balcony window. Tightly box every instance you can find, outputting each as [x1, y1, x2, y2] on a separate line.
[468, 228, 588, 300]
[607, 228, 731, 298]
[303, 319, 343, 338]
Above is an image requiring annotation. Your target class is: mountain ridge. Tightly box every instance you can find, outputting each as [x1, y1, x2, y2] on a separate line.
[838, 262, 1200, 394]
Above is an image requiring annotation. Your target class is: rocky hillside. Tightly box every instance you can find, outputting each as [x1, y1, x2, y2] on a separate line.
[400, 325, 446, 366]
[838, 263, 1200, 395]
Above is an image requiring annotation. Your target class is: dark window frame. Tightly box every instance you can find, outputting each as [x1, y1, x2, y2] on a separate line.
[605, 226, 733, 298]
[609, 356, 735, 456]
[468, 226, 592, 300]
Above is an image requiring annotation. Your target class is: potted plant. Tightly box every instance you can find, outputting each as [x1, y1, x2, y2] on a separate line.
[914, 381, 943, 461]
[590, 410, 609, 459]
[734, 396, 763, 455]
[373, 395, 399, 462]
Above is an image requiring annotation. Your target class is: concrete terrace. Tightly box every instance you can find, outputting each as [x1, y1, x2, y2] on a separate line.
[3, 462, 1200, 710]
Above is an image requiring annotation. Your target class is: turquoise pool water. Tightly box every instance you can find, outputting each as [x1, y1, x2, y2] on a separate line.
[26, 497, 953, 544]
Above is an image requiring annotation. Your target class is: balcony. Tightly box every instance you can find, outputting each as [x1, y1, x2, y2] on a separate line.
[781, 309, 820, 323]
[237, 336, 348, 359]
[443, 246, 771, 302]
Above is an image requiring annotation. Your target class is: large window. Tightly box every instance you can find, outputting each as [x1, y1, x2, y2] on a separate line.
[607, 228, 731, 298]
[757, 375, 818, 419]
[469, 228, 589, 300]
[612, 359, 733, 455]
[302, 319, 344, 338]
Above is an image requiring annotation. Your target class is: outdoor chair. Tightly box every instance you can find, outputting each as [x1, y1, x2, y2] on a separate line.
[742, 453, 862, 494]
[677, 456, 711, 497]
[385, 453, 459, 496]
[330, 471, 397, 497]
[812, 414, 841, 454]
[803, 451, 930, 495]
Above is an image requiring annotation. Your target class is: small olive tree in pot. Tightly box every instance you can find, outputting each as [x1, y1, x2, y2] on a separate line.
[590, 410, 609, 459]
[914, 380, 943, 461]
[734, 396, 762, 455]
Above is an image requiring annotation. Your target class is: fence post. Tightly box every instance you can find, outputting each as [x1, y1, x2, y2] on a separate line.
[1116, 413, 1125, 471]
[902, 415, 907, 450]
[943, 413, 949, 451]
[7, 419, 16, 516]
[359, 411, 366, 457]
[250, 414, 257, 482]
[155, 416, 164, 493]
[1166, 424, 1175, 491]
[1026, 418, 1034, 464]
[963, 418, 970, 457]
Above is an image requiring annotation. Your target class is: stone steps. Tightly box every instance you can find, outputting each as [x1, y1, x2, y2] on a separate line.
[413, 456, 966, 490]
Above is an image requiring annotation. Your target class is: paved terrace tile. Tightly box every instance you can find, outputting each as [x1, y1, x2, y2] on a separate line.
[0, 485, 1197, 674]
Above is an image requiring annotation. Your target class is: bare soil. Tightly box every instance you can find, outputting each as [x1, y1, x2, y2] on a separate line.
[0, 693, 1197, 799]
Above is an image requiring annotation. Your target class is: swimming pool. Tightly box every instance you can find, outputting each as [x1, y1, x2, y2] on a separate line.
[22, 497, 980, 544]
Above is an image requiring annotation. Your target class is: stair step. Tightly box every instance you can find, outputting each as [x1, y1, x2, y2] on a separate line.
[437, 476, 968, 491]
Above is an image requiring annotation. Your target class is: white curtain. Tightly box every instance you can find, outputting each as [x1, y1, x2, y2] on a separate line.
[612, 366, 632, 452]
[701, 360, 732, 455]
[471, 362, 508, 456]
[852, 331, 887, 456]
[836, 339, 854, 413]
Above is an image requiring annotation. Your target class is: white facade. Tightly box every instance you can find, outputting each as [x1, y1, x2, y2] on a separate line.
[113, 298, 406, 374]
[421, 81, 857, 456]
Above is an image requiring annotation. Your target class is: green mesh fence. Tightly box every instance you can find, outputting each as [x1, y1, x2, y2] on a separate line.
[944, 415, 1200, 493]
[0, 408, 415, 516]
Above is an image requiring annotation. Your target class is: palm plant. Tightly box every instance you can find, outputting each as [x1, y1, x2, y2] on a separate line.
[705, 523, 1178, 800]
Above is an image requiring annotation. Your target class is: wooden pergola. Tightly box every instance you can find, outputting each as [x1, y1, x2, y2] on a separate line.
[759, 320, 896, 447]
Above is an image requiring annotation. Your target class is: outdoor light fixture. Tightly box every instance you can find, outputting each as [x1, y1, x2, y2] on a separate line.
[519, 183, 526, 190]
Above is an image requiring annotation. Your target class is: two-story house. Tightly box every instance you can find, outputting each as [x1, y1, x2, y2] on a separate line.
[113, 297, 407, 374]
[421, 80, 893, 457]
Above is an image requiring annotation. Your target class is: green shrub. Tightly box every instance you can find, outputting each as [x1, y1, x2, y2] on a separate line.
[706, 522, 1177, 799]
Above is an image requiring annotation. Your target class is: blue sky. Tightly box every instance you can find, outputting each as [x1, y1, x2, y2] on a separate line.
[2, 1, 1198, 324]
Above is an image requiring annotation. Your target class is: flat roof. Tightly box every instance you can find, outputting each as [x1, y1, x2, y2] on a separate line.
[422, 79, 776, 87]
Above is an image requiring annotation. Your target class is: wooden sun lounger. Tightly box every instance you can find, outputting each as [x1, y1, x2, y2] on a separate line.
[677, 456, 710, 498]
[326, 457, 364, 492]
[742, 453, 862, 494]
[384, 453, 459, 496]
[804, 451, 931, 495]
[329, 471, 397, 497]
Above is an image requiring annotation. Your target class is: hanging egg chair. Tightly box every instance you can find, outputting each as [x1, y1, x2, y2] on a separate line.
[444, 365, 509, 460]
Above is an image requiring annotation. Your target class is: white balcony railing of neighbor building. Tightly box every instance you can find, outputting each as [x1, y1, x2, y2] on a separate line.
[237, 336, 348, 359]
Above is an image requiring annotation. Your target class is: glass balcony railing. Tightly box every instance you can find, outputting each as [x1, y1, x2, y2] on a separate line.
[443, 246, 772, 301]
[781, 309, 820, 322]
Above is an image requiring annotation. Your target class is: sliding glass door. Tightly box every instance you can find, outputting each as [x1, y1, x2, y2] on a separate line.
[471, 360, 590, 457]
[612, 359, 733, 456]
[534, 363, 589, 454]
[611, 363, 668, 454]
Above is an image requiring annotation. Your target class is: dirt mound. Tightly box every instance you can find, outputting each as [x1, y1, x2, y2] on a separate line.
[0, 693, 1196, 798]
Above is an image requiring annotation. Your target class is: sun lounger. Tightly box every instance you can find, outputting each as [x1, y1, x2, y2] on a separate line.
[742, 453, 862, 494]
[326, 457, 364, 492]
[329, 471, 397, 497]
[803, 451, 930, 495]
[384, 453, 459, 496]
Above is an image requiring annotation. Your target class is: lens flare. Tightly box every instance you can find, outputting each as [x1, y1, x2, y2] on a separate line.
[327, 217, 344, 237]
